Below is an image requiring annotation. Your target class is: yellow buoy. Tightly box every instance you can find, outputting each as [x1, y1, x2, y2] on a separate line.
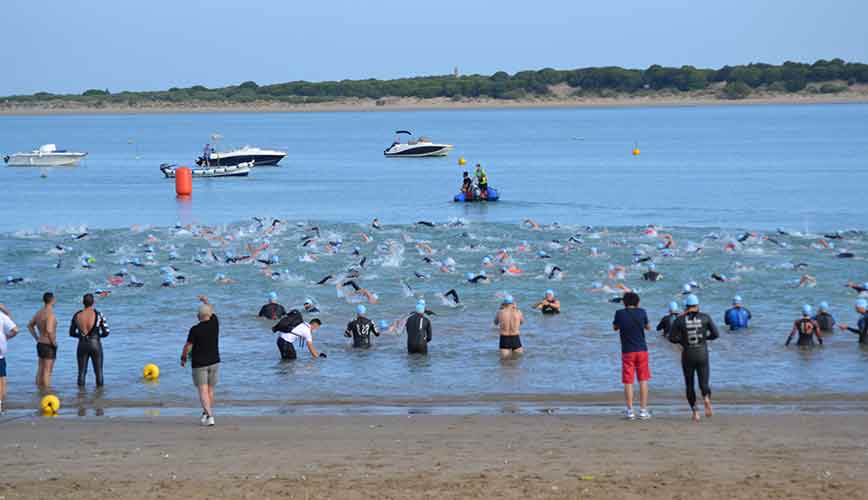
[458, 157, 467, 166]
[40, 394, 60, 416]
[632, 148, 641, 156]
[143, 363, 160, 381]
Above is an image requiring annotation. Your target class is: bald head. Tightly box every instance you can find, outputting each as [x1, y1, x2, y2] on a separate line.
[198, 304, 213, 321]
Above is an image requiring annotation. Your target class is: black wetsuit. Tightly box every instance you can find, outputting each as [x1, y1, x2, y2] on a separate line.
[786, 318, 823, 346]
[316, 275, 333, 285]
[405, 312, 432, 354]
[642, 270, 661, 282]
[69, 309, 110, 387]
[815, 312, 836, 335]
[444, 289, 460, 304]
[656, 313, 678, 338]
[844, 313, 868, 345]
[668, 311, 720, 409]
[468, 275, 488, 284]
[258, 303, 287, 321]
[345, 317, 379, 348]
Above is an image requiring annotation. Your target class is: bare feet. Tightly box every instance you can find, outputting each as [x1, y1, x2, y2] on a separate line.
[692, 410, 701, 422]
[704, 398, 714, 418]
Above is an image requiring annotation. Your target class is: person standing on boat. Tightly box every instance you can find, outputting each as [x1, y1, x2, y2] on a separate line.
[202, 143, 212, 167]
[475, 164, 489, 198]
[461, 172, 473, 196]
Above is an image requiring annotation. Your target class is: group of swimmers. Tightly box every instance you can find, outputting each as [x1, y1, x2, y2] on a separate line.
[2, 217, 867, 420]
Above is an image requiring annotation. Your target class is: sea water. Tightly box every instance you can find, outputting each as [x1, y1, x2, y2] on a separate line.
[0, 104, 867, 416]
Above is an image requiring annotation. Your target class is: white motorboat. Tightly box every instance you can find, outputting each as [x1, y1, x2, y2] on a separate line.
[383, 130, 453, 157]
[160, 162, 252, 178]
[4, 144, 87, 167]
[196, 145, 286, 166]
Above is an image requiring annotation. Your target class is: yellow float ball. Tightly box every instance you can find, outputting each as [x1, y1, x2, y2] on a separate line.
[143, 363, 160, 381]
[40, 394, 60, 415]
[458, 157, 467, 166]
[632, 148, 641, 156]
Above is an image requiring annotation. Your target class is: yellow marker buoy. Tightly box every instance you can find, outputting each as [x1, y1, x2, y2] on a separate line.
[632, 148, 641, 156]
[143, 363, 160, 381]
[40, 394, 60, 416]
[458, 157, 467, 166]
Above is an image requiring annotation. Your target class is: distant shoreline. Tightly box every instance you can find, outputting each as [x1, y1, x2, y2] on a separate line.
[2, 90, 868, 116]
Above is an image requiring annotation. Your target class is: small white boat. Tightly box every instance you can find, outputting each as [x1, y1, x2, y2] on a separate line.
[384, 131, 453, 157]
[4, 144, 87, 167]
[160, 162, 252, 178]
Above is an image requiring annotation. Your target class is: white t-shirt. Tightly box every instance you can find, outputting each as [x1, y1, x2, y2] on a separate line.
[0, 312, 17, 359]
[281, 322, 312, 344]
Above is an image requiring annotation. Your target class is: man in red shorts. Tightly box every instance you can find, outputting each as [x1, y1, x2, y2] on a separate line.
[612, 291, 651, 420]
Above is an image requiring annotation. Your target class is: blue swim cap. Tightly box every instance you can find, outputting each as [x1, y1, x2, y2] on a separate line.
[856, 299, 868, 310]
[863, 282, 868, 290]
[819, 301, 829, 311]
[483, 256, 492, 264]
[216, 273, 225, 280]
[417, 298, 426, 306]
[268, 291, 278, 301]
[304, 297, 313, 305]
[685, 294, 700, 307]
[466, 272, 475, 280]
[271, 255, 280, 264]
[682, 284, 692, 293]
[379, 319, 390, 329]
[668, 301, 679, 312]
[733, 295, 743, 305]
[538, 250, 547, 257]
[545, 289, 555, 297]
[503, 294, 514, 304]
[802, 304, 813, 316]
[415, 303, 426, 314]
[356, 304, 366, 315]
[5, 275, 11, 282]
[648, 263, 656, 270]
[592, 281, 602, 289]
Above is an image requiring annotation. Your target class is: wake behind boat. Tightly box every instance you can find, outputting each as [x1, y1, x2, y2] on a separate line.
[4, 144, 87, 167]
[384, 130, 453, 157]
[160, 162, 251, 178]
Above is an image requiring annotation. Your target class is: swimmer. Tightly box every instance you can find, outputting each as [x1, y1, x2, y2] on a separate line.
[372, 218, 382, 230]
[656, 302, 679, 338]
[797, 274, 817, 288]
[413, 271, 430, 280]
[416, 221, 436, 228]
[74, 232, 89, 240]
[724, 296, 751, 331]
[533, 290, 561, 315]
[482, 256, 494, 268]
[837, 299, 868, 344]
[303, 299, 320, 314]
[258, 292, 287, 321]
[69, 293, 110, 387]
[214, 273, 236, 285]
[668, 294, 719, 422]
[523, 219, 540, 230]
[710, 273, 728, 283]
[495, 295, 524, 359]
[28, 292, 58, 389]
[642, 263, 661, 282]
[443, 289, 461, 305]
[845, 281, 868, 294]
[316, 275, 334, 285]
[5, 276, 24, 286]
[94, 289, 111, 298]
[467, 272, 490, 284]
[537, 250, 551, 259]
[786, 305, 823, 347]
[127, 275, 144, 288]
[815, 302, 836, 335]
[547, 265, 563, 280]
[344, 305, 379, 348]
[406, 302, 433, 355]
[837, 251, 855, 259]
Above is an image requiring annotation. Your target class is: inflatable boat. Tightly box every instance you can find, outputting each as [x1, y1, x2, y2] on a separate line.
[160, 162, 251, 178]
[454, 187, 499, 202]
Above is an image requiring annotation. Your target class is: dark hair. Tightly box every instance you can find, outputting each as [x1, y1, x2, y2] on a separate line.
[43, 292, 54, 304]
[309, 318, 322, 326]
[83, 293, 95, 307]
[622, 292, 640, 307]
[463, 171, 468, 176]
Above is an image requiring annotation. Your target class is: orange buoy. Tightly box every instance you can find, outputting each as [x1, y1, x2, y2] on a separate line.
[175, 167, 192, 196]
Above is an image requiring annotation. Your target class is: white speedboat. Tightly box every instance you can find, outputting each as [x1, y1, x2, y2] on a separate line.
[4, 144, 87, 167]
[384, 131, 453, 157]
[196, 145, 286, 167]
[160, 162, 252, 178]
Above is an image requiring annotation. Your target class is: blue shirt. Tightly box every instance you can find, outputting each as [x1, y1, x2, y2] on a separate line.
[613, 307, 649, 353]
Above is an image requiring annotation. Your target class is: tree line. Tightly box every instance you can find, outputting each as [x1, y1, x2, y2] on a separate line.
[3, 59, 866, 106]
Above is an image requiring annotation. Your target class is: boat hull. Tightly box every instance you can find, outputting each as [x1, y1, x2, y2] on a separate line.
[454, 188, 499, 202]
[196, 153, 285, 167]
[5, 153, 87, 167]
[160, 163, 251, 178]
[384, 144, 453, 157]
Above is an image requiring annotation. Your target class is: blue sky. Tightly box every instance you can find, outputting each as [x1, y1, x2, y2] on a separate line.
[2, 0, 867, 95]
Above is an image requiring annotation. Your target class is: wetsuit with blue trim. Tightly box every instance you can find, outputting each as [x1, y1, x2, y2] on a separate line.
[844, 313, 868, 345]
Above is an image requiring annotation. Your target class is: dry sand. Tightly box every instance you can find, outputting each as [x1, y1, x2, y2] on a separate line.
[1, 414, 865, 499]
[2, 87, 868, 116]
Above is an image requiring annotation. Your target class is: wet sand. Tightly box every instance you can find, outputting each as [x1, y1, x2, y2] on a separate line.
[1, 414, 865, 499]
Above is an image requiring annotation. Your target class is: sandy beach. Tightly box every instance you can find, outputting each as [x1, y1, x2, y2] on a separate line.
[0, 414, 865, 499]
[2, 86, 868, 116]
